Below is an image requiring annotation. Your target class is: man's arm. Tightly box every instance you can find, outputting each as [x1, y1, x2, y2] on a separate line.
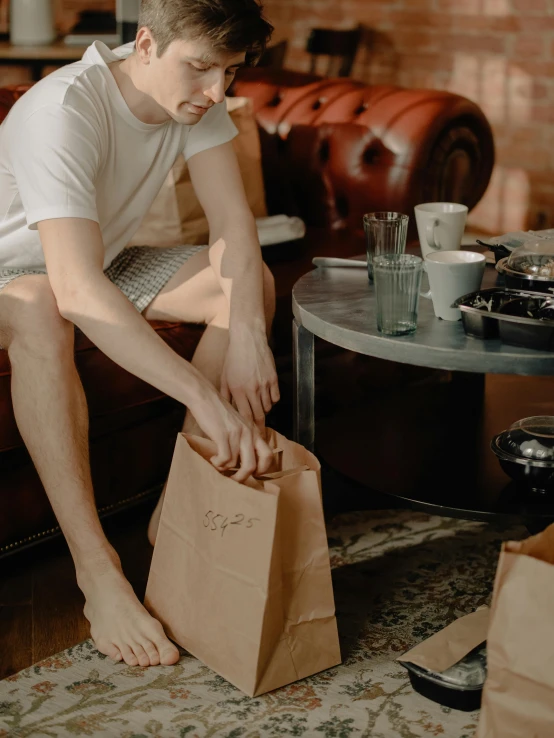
[187, 141, 280, 428]
[37, 217, 272, 481]
[188, 141, 265, 332]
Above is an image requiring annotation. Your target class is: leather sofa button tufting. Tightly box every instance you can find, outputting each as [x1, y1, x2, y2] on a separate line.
[335, 195, 349, 218]
[363, 147, 378, 164]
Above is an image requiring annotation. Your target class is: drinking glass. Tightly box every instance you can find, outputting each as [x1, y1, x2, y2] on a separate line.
[363, 212, 409, 281]
[373, 253, 423, 336]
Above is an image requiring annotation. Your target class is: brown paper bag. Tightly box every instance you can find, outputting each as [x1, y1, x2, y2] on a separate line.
[398, 606, 490, 673]
[144, 429, 341, 697]
[476, 523, 554, 738]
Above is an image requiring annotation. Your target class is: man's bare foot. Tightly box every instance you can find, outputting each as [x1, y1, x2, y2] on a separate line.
[78, 555, 180, 667]
[147, 487, 166, 547]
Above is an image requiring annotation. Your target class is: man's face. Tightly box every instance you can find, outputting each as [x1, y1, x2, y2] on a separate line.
[146, 36, 247, 124]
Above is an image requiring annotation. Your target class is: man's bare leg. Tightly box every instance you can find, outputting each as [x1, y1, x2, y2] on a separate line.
[146, 254, 276, 546]
[1, 276, 179, 667]
[147, 313, 229, 546]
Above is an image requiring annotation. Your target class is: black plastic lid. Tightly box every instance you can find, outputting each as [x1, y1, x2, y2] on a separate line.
[496, 416, 554, 463]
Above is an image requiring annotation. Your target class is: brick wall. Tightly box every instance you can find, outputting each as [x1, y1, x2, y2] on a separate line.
[265, 0, 554, 234]
[2, 0, 551, 234]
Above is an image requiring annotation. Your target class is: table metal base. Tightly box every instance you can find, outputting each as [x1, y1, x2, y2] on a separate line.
[293, 318, 315, 451]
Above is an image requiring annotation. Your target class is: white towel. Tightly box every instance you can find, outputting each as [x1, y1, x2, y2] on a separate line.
[255, 215, 306, 246]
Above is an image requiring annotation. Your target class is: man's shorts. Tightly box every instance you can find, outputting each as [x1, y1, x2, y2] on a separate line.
[0, 244, 207, 314]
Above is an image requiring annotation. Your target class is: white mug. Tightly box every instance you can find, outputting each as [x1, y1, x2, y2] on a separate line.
[10, 0, 55, 45]
[421, 250, 486, 321]
[415, 202, 468, 260]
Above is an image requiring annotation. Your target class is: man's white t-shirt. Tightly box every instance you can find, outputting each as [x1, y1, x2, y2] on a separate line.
[0, 41, 238, 270]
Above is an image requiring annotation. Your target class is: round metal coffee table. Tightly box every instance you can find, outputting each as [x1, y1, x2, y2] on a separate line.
[292, 262, 554, 527]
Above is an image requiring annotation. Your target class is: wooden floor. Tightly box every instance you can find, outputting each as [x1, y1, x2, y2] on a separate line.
[2, 355, 554, 682]
[0, 505, 157, 680]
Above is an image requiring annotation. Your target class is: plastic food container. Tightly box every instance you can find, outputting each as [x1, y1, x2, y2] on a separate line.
[496, 239, 554, 294]
[491, 416, 554, 494]
[401, 643, 486, 712]
[454, 287, 554, 349]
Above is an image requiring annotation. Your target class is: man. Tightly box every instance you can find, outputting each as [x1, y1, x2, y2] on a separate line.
[0, 0, 278, 668]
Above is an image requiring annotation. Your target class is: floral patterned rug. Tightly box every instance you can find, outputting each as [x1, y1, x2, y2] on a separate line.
[0, 509, 524, 738]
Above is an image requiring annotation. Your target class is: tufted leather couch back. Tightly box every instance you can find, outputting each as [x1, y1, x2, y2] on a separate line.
[0, 71, 494, 240]
[231, 68, 495, 237]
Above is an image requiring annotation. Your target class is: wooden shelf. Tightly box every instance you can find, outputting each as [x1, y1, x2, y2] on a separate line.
[0, 40, 87, 60]
[0, 40, 90, 81]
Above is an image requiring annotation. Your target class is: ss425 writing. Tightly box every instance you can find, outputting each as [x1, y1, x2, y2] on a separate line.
[203, 511, 261, 536]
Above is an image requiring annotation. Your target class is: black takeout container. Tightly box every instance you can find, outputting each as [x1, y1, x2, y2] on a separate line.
[500, 268, 554, 294]
[491, 416, 554, 494]
[496, 241, 554, 294]
[453, 287, 554, 350]
[401, 643, 486, 712]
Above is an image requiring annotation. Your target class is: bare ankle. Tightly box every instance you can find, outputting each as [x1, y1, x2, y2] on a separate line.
[75, 546, 122, 586]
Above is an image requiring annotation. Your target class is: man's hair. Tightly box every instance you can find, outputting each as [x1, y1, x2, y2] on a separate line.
[138, 0, 273, 63]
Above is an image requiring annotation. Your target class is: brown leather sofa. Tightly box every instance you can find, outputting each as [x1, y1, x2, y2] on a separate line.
[0, 67, 494, 557]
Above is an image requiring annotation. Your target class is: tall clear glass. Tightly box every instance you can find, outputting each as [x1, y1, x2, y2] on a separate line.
[373, 253, 423, 336]
[364, 212, 409, 281]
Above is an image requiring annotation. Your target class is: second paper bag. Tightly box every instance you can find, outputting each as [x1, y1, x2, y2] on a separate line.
[476, 524, 554, 738]
[144, 429, 341, 697]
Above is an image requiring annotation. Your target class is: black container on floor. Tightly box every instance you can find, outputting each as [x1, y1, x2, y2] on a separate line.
[401, 643, 486, 712]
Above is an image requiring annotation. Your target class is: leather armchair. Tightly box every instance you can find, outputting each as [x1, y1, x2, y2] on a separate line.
[0, 68, 494, 556]
[230, 68, 493, 237]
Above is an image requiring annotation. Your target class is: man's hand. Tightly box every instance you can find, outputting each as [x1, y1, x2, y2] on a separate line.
[221, 327, 280, 433]
[190, 377, 274, 483]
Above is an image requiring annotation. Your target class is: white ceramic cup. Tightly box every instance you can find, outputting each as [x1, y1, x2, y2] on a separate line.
[421, 250, 486, 321]
[10, 0, 55, 45]
[415, 202, 468, 260]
